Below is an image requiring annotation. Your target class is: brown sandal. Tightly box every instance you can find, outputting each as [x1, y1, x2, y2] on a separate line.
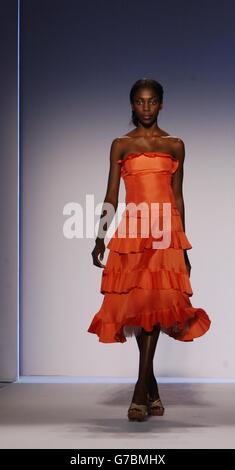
[127, 402, 148, 421]
[147, 395, 165, 416]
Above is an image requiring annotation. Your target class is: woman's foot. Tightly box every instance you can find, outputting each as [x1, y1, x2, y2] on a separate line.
[127, 380, 148, 421]
[147, 397, 165, 416]
[127, 402, 148, 421]
[127, 376, 164, 420]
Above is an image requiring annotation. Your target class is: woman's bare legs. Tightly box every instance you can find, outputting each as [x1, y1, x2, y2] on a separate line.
[131, 325, 161, 405]
[136, 329, 160, 401]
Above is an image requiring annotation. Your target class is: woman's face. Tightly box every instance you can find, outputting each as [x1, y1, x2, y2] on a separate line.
[132, 88, 162, 124]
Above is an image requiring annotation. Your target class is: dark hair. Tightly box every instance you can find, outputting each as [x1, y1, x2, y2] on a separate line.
[129, 77, 164, 127]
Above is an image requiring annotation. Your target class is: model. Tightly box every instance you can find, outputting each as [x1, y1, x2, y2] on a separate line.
[88, 77, 211, 421]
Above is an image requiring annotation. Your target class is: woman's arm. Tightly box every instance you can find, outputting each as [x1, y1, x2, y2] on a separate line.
[171, 139, 191, 275]
[92, 138, 122, 268]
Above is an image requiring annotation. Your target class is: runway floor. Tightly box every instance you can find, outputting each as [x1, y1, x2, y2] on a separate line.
[0, 382, 234, 449]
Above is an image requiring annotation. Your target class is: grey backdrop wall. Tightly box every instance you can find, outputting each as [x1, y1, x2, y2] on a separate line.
[0, 0, 18, 381]
[20, 0, 235, 378]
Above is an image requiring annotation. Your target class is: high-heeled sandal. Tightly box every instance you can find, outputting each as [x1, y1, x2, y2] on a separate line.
[127, 402, 148, 421]
[147, 394, 165, 416]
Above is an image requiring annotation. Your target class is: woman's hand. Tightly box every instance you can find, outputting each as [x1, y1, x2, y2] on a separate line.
[91, 238, 106, 268]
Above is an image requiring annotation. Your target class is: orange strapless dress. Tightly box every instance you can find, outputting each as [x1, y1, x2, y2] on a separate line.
[87, 152, 211, 343]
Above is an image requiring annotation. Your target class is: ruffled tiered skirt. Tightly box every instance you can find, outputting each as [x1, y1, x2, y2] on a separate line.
[87, 206, 211, 343]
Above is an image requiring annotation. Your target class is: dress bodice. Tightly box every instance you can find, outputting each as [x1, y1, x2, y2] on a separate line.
[117, 152, 179, 209]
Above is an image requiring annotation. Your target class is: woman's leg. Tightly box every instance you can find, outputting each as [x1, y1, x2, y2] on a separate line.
[131, 324, 161, 404]
[136, 327, 160, 401]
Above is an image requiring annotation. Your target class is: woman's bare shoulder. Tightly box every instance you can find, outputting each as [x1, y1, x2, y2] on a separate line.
[108, 136, 129, 164]
[165, 136, 185, 161]
[110, 134, 133, 157]
[111, 134, 133, 145]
